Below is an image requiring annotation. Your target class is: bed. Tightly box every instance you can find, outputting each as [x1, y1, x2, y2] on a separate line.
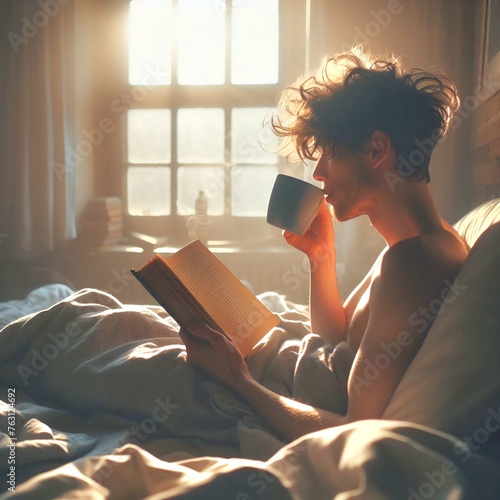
[0, 199, 499, 499]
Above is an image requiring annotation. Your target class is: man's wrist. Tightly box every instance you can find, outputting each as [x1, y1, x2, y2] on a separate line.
[308, 248, 336, 267]
[231, 371, 258, 399]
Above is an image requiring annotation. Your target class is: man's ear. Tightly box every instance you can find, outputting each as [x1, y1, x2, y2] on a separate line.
[368, 130, 392, 168]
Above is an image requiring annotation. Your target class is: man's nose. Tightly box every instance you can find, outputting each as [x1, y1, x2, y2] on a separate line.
[312, 154, 326, 183]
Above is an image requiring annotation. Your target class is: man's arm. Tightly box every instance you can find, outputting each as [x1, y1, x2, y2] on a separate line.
[181, 238, 457, 443]
[309, 236, 388, 345]
[284, 201, 347, 344]
[232, 375, 347, 442]
[180, 323, 347, 442]
[231, 239, 454, 440]
[308, 250, 347, 345]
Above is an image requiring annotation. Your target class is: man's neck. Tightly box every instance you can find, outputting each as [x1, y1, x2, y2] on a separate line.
[368, 182, 444, 248]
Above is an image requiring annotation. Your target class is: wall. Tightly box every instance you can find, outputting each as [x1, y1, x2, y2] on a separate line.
[73, 0, 98, 220]
[470, 0, 500, 205]
[472, 91, 500, 202]
[68, 0, 125, 220]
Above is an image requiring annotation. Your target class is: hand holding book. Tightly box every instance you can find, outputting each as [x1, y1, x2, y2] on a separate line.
[178, 322, 252, 388]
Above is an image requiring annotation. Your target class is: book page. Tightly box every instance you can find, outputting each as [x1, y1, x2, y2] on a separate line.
[166, 240, 279, 355]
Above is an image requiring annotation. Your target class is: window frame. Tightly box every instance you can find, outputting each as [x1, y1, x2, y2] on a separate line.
[94, 0, 307, 242]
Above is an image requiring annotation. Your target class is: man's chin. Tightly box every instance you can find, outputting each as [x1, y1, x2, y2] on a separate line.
[330, 204, 349, 222]
[332, 212, 351, 222]
[331, 205, 359, 222]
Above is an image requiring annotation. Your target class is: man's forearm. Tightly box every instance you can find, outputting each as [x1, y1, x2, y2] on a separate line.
[309, 253, 347, 345]
[233, 373, 347, 442]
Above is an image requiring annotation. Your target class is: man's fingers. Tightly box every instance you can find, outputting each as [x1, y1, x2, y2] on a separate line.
[178, 328, 194, 348]
[187, 322, 225, 343]
[318, 198, 329, 213]
[283, 230, 301, 245]
[179, 327, 209, 347]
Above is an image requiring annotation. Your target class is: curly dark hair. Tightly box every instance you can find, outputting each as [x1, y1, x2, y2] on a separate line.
[272, 47, 460, 183]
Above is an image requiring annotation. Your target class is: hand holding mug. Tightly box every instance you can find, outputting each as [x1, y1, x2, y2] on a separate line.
[267, 174, 334, 260]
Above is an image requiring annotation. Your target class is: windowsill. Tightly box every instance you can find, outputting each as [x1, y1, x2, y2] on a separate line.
[70, 222, 296, 256]
[79, 241, 296, 256]
[77, 245, 145, 255]
[52, 237, 308, 304]
[155, 242, 295, 255]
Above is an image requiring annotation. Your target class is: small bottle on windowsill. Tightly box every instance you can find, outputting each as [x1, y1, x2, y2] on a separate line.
[186, 190, 210, 245]
[195, 190, 208, 216]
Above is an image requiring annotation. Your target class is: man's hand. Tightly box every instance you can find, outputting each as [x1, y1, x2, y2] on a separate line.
[180, 322, 346, 443]
[283, 200, 335, 261]
[179, 323, 252, 390]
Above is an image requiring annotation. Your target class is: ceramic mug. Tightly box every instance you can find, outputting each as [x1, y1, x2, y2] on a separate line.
[267, 174, 324, 235]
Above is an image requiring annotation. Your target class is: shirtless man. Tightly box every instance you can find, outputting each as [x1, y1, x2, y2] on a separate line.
[179, 49, 469, 442]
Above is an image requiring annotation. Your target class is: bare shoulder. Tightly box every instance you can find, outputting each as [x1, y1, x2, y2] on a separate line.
[381, 231, 467, 278]
[372, 231, 468, 322]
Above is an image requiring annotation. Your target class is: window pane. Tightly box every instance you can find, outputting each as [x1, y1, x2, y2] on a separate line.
[178, 167, 225, 215]
[231, 108, 278, 164]
[177, 109, 225, 163]
[129, 0, 171, 85]
[128, 167, 171, 215]
[128, 109, 171, 163]
[231, 0, 279, 84]
[232, 166, 278, 216]
[178, 0, 225, 85]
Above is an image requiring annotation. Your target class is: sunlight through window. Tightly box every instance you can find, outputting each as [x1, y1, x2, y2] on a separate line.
[128, 109, 171, 163]
[177, 108, 225, 163]
[128, 167, 171, 215]
[126, 0, 284, 221]
[128, 0, 278, 86]
[231, 107, 278, 164]
[178, 0, 226, 85]
[232, 0, 279, 84]
[128, 0, 171, 85]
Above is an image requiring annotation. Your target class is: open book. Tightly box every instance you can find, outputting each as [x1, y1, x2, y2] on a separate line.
[131, 240, 280, 357]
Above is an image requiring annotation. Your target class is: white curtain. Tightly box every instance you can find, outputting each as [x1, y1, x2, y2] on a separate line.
[307, 0, 476, 297]
[0, 0, 77, 259]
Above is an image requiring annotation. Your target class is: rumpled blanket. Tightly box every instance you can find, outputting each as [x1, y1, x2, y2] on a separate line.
[0, 288, 355, 495]
[1, 289, 497, 499]
[0, 284, 74, 330]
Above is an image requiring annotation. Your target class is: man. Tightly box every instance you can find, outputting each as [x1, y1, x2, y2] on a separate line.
[179, 48, 469, 442]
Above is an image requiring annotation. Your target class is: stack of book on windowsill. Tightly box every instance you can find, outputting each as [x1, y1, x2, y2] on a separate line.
[78, 197, 124, 249]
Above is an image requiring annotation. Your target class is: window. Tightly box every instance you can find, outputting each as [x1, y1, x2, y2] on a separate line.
[103, 0, 306, 239]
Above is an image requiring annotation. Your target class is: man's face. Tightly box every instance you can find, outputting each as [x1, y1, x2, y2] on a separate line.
[312, 145, 377, 221]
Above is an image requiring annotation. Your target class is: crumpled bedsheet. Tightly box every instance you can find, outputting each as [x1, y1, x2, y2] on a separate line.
[0, 288, 354, 495]
[0, 289, 498, 499]
[0, 284, 74, 330]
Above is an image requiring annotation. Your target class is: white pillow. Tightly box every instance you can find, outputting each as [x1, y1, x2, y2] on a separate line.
[453, 198, 500, 248]
[383, 222, 500, 442]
